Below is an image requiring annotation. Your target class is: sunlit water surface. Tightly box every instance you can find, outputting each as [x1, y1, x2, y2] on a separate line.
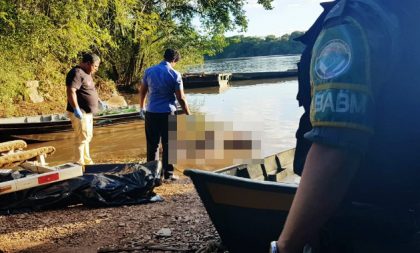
[187, 55, 300, 73]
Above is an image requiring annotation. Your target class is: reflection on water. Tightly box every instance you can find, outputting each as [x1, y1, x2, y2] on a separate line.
[27, 78, 302, 170]
[187, 55, 300, 73]
[184, 84, 230, 95]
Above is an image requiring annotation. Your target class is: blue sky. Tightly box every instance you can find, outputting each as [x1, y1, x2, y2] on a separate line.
[226, 0, 327, 37]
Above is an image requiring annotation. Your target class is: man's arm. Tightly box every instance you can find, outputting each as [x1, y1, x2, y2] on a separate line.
[175, 89, 191, 115]
[139, 83, 148, 109]
[66, 86, 79, 109]
[277, 143, 362, 253]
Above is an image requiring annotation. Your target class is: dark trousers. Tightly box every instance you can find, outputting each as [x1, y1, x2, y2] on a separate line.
[145, 112, 174, 178]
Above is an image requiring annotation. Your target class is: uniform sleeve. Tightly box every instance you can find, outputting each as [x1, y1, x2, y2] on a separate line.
[305, 15, 375, 152]
[65, 69, 82, 89]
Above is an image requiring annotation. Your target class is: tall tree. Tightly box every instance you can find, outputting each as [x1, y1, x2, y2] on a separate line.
[104, 0, 275, 86]
[0, 0, 275, 112]
[205, 33, 305, 59]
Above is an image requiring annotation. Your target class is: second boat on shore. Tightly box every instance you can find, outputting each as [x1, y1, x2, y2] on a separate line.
[0, 105, 140, 141]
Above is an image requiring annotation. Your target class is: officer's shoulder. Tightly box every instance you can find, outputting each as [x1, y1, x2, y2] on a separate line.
[324, 0, 389, 24]
[324, 0, 347, 23]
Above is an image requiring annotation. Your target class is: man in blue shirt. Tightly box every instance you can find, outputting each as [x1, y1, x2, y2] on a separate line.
[139, 49, 191, 181]
[272, 1, 420, 252]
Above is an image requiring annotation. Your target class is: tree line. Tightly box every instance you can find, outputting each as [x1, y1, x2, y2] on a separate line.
[205, 32, 305, 60]
[0, 0, 274, 114]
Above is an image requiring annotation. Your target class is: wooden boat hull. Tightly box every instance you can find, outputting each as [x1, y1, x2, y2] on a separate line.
[185, 168, 297, 253]
[185, 147, 420, 252]
[183, 73, 231, 88]
[231, 69, 298, 81]
[184, 149, 298, 252]
[0, 105, 140, 141]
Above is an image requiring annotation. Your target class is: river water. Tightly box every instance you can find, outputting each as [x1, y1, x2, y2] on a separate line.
[187, 54, 300, 73]
[28, 55, 303, 170]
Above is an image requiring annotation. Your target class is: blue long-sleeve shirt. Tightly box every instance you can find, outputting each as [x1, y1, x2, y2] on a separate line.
[142, 61, 183, 113]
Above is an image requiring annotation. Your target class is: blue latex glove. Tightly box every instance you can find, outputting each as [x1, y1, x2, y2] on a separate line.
[139, 108, 146, 120]
[99, 100, 109, 110]
[74, 107, 83, 119]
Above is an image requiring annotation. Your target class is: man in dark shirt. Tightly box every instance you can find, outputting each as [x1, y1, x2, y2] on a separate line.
[271, 1, 420, 252]
[66, 53, 101, 165]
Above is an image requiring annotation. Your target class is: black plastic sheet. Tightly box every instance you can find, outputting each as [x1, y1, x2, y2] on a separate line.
[0, 161, 163, 214]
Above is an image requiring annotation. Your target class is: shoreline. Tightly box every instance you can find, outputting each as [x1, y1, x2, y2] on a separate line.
[0, 175, 222, 253]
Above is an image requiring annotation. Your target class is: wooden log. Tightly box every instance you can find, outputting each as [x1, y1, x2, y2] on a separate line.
[0, 146, 56, 169]
[0, 140, 27, 153]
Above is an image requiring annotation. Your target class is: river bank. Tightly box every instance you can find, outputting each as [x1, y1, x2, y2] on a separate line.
[0, 173, 224, 253]
[0, 80, 119, 118]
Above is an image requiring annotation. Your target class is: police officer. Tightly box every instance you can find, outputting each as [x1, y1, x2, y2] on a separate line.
[271, 1, 420, 252]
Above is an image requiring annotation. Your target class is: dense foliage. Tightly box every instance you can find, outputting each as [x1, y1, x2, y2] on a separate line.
[206, 32, 305, 59]
[0, 0, 273, 115]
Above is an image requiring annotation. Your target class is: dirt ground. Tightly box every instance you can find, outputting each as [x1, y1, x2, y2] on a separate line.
[0, 175, 225, 253]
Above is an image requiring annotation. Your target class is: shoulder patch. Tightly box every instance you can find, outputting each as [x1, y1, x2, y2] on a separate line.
[314, 39, 351, 79]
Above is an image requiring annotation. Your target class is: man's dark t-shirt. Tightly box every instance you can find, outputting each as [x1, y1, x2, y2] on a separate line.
[66, 66, 99, 114]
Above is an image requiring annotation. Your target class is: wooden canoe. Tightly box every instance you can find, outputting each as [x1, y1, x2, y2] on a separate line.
[231, 69, 298, 81]
[182, 73, 231, 88]
[184, 147, 419, 253]
[184, 148, 416, 252]
[0, 105, 140, 141]
[184, 148, 298, 253]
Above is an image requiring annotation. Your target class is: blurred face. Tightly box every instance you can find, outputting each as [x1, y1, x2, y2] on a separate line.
[89, 60, 100, 74]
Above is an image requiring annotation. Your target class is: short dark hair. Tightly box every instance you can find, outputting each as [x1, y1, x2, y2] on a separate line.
[82, 53, 100, 64]
[164, 49, 180, 62]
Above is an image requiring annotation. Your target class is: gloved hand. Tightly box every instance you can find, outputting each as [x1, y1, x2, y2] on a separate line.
[74, 107, 83, 119]
[139, 108, 146, 120]
[99, 100, 109, 110]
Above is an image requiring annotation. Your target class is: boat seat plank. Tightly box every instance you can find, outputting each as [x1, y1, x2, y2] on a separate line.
[276, 149, 295, 169]
[235, 165, 250, 178]
[246, 163, 265, 181]
[263, 155, 283, 181]
[274, 169, 301, 185]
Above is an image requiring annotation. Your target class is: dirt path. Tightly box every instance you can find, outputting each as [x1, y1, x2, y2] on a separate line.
[0, 176, 223, 253]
